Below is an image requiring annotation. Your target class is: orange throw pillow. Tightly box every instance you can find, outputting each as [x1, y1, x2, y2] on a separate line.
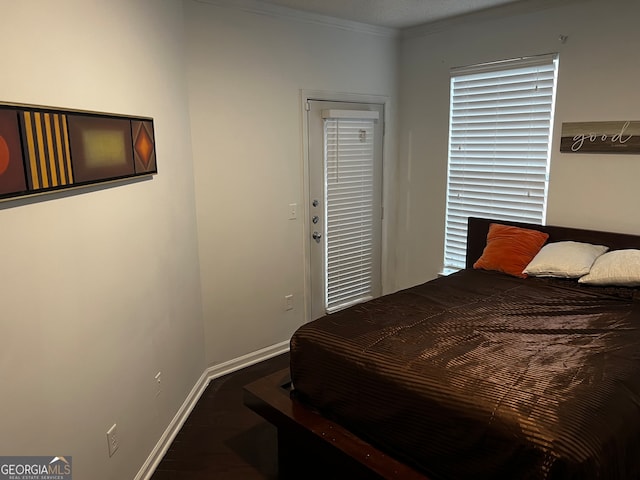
[473, 223, 549, 278]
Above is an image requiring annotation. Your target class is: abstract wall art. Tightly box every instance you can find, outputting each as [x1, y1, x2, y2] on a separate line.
[0, 102, 157, 202]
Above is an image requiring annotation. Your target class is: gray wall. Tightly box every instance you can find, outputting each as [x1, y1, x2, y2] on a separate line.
[0, 1, 204, 479]
[184, 0, 399, 367]
[396, 0, 640, 288]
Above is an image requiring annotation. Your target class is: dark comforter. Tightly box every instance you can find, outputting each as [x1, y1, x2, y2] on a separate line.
[290, 269, 640, 479]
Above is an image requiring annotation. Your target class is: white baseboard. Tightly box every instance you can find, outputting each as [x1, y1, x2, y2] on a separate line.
[134, 368, 209, 480]
[204, 339, 290, 381]
[135, 340, 290, 480]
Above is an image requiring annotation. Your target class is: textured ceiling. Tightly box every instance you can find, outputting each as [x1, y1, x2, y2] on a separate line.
[254, 0, 527, 28]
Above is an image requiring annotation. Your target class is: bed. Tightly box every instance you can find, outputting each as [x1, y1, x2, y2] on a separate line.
[244, 217, 640, 479]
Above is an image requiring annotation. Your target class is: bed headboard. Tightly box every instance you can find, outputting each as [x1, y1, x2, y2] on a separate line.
[466, 217, 640, 269]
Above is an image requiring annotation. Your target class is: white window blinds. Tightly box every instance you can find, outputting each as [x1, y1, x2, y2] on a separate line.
[444, 54, 558, 270]
[323, 114, 377, 312]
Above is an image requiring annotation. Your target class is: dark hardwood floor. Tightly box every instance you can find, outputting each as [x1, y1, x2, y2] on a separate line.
[151, 353, 290, 480]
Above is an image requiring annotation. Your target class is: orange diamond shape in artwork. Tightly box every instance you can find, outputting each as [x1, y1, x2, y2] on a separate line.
[134, 124, 154, 169]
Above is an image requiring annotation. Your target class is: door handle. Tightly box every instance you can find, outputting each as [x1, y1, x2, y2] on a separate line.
[312, 231, 322, 243]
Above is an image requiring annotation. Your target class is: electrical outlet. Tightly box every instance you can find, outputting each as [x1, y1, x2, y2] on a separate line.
[155, 372, 162, 397]
[284, 294, 294, 311]
[106, 424, 119, 457]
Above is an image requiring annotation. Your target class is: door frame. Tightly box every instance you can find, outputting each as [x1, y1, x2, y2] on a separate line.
[301, 89, 391, 324]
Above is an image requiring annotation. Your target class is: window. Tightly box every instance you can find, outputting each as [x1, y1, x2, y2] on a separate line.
[444, 54, 559, 271]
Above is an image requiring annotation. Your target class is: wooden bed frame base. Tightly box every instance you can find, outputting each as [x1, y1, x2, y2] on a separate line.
[243, 368, 429, 480]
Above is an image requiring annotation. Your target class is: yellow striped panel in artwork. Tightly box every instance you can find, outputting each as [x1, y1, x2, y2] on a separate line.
[22, 111, 73, 190]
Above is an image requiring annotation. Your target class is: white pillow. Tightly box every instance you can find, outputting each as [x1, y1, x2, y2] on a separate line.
[523, 241, 609, 278]
[578, 249, 640, 286]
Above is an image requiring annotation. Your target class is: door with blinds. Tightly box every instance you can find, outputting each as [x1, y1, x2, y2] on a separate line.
[307, 100, 383, 320]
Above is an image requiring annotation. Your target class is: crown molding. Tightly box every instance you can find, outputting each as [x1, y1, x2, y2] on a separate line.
[402, 0, 586, 40]
[193, 0, 399, 38]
